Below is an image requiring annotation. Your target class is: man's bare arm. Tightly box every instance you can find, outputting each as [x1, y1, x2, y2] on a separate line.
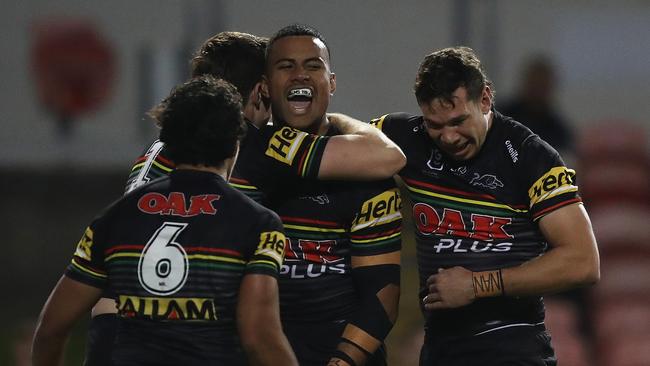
[32, 276, 103, 366]
[321, 113, 406, 180]
[237, 274, 298, 366]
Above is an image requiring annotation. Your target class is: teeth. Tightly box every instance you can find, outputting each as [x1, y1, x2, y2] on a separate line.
[288, 88, 312, 98]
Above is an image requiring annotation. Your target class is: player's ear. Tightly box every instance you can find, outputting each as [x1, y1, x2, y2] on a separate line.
[329, 72, 336, 96]
[480, 86, 492, 113]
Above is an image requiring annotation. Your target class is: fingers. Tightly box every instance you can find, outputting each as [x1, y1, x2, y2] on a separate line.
[422, 292, 447, 310]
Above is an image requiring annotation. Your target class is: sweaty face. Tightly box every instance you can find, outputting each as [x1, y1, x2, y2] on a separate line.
[265, 35, 336, 133]
[419, 87, 492, 161]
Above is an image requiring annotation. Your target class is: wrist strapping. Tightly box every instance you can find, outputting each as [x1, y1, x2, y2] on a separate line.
[472, 269, 505, 298]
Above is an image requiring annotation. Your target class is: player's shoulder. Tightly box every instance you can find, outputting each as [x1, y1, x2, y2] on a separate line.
[224, 181, 282, 225]
[493, 110, 544, 149]
[371, 112, 422, 131]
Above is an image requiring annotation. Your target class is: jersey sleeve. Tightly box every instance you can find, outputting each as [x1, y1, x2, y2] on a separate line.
[64, 217, 109, 289]
[519, 136, 582, 221]
[244, 209, 288, 277]
[349, 180, 403, 257]
[124, 140, 175, 194]
[370, 112, 414, 151]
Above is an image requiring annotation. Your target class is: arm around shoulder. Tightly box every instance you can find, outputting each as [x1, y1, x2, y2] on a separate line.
[321, 113, 405, 180]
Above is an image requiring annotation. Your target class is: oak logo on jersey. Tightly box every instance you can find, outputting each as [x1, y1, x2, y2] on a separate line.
[413, 203, 513, 240]
[528, 167, 577, 206]
[118, 295, 217, 321]
[353, 188, 402, 229]
[265, 127, 308, 165]
[74, 227, 94, 260]
[256, 231, 287, 265]
[138, 192, 220, 217]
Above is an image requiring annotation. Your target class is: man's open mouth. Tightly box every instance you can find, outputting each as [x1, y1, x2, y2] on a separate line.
[287, 88, 313, 113]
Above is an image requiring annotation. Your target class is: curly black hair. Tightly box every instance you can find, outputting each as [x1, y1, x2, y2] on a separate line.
[150, 76, 246, 167]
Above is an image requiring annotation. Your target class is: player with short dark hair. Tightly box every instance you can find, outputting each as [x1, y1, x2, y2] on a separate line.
[32, 76, 298, 366]
[371, 46, 600, 366]
[264, 24, 402, 366]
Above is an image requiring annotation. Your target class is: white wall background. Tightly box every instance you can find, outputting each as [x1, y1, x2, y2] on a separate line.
[1, 0, 648, 168]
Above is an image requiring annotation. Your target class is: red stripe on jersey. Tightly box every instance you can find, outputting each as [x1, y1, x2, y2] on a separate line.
[105, 245, 145, 255]
[185, 247, 242, 257]
[350, 226, 401, 240]
[533, 198, 582, 221]
[403, 177, 496, 200]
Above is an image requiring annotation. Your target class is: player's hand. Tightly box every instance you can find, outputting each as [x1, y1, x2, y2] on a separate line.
[327, 357, 352, 366]
[422, 266, 475, 310]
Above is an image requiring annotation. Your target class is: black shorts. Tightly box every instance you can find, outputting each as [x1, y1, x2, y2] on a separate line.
[419, 324, 556, 366]
[283, 321, 387, 366]
[83, 314, 118, 366]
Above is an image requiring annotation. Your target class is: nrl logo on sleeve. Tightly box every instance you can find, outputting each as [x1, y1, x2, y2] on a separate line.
[528, 166, 577, 205]
[265, 127, 308, 165]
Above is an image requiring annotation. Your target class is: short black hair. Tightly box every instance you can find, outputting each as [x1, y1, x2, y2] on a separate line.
[150, 76, 246, 167]
[414, 46, 494, 106]
[191, 31, 268, 105]
[267, 23, 331, 63]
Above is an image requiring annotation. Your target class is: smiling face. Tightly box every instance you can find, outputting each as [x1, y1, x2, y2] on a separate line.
[265, 35, 336, 133]
[420, 86, 493, 161]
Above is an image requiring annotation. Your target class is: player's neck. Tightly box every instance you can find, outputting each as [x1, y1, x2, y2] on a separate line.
[175, 164, 228, 181]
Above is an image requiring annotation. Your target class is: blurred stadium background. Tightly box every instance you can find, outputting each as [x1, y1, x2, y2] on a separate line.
[1, 1, 648, 365]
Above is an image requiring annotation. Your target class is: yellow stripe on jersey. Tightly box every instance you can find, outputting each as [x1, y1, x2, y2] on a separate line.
[248, 259, 280, 268]
[351, 211, 402, 232]
[187, 254, 246, 264]
[283, 224, 347, 233]
[351, 231, 402, 244]
[406, 185, 528, 213]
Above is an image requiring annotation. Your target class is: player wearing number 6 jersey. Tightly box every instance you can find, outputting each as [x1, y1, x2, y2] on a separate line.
[32, 76, 298, 366]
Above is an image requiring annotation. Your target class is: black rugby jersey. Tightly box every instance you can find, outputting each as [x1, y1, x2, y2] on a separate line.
[269, 177, 402, 323]
[66, 170, 287, 365]
[372, 111, 581, 336]
[125, 121, 331, 203]
[266, 124, 402, 324]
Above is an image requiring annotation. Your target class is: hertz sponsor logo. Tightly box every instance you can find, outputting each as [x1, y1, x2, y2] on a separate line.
[353, 188, 402, 229]
[74, 227, 94, 260]
[528, 167, 577, 206]
[265, 127, 308, 165]
[256, 231, 287, 265]
[118, 295, 217, 321]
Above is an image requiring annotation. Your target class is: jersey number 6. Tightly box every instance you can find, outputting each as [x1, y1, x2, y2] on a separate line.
[138, 222, 189, 296]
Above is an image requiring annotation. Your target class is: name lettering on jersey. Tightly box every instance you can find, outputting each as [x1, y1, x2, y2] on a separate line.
[528, 167, 577, 206]
[138, 192, 220, 217]
[353, 188, 402, 229]
[280, 263, 346, 278]
[118, 295, 217, 321]
[256, 231, 287, 265]
[413, 203, 513, 240]
[265, 127, 308, 165]
[285, 239, 340, 264]
[505, 140, 519, 163]
[470, 173, 504, 190]
[74, 227, 94, 260]
[433, 238, 513, 253]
